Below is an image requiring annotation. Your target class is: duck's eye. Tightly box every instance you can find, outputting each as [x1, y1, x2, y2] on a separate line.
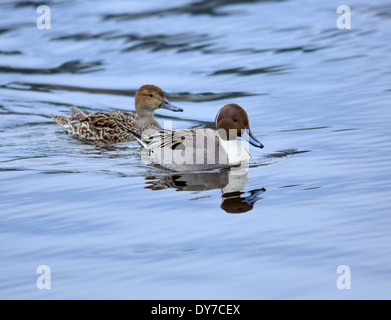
[149, 94, 154, 97]
[233, 118, 238, 122]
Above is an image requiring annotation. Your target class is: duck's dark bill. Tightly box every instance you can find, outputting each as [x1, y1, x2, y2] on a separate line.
[161, 99, 183, 112]
[246, 128, 264, 149]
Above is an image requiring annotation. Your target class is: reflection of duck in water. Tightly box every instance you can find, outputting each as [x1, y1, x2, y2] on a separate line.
[145, 168, 265, 214]
[221, 188, 265, 214]
[145, 170, 229, 191]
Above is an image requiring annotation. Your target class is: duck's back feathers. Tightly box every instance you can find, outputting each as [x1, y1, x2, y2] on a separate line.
[69, 110, 138, 143]
[52, 108, 160, 144]
[129, 128, 232, 171]
[52, 85, 181, 144]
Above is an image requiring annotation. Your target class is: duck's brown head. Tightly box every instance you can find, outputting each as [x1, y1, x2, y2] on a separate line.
[216, 103, 263, 148]
[135, 85, 183, 118]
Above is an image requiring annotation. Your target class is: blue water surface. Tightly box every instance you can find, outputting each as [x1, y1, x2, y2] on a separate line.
[0, 0, 391, 299]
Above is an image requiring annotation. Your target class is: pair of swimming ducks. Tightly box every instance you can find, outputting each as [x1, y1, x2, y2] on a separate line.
[52, 85, 264, 171]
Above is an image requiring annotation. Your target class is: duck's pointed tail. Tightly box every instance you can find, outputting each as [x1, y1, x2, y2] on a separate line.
[52, 106, 88, 127]
[52, 114, 70, 126]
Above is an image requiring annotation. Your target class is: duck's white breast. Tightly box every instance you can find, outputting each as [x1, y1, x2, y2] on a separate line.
[218, 137, 251, 165]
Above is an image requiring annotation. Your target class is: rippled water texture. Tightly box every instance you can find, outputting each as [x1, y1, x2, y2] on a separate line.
[1, 0, 391, 299]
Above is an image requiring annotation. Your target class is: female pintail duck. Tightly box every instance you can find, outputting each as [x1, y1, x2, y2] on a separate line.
[52, 84, 183, 144]
[127, 103, 263, 171]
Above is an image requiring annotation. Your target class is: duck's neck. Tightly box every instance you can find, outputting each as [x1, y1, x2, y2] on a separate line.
[219, 137, 251, 165]
[135, 110, 161, 131]
[136, 105, 154, 118]
[135, 106, 157, 123]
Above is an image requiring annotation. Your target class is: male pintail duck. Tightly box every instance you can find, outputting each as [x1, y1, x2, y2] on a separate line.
[52, 84, 183, 144]
[126, 103, 263, 171]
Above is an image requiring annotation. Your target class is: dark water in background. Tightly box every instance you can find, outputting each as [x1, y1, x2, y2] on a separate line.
[0, 0, 391, 299]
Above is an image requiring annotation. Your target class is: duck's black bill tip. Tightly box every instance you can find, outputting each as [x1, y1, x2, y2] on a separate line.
[247, 128, 263, 149]
[250, 140, 264, 149]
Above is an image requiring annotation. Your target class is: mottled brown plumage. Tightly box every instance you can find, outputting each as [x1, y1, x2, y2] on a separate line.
[52, 84, 183, 144]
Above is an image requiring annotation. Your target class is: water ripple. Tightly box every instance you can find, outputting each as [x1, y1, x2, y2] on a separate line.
[103, 0, 285, 20]
[0, 60, 104, 75]
[210, 65, 293, 76]
[0, 50, 22, 55]
[0, 82, 259, 102]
